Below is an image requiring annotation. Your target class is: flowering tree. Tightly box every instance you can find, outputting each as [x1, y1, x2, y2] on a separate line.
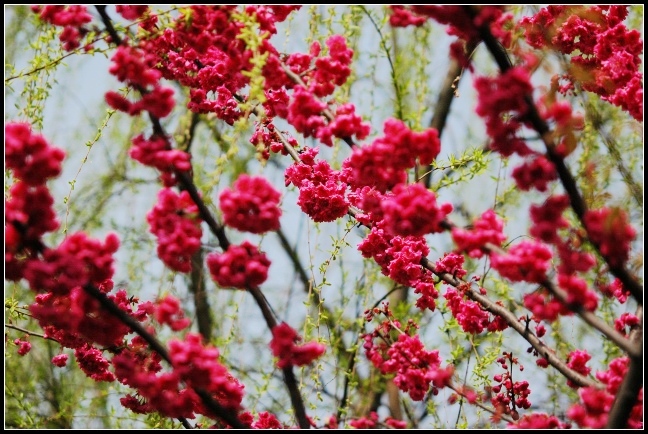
[4, 5, 643, 429]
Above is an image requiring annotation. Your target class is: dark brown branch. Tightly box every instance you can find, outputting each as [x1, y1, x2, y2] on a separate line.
[421, 40, 478, 188]
[419, 260, 602, 390]
[606, 307, 643, 428]
[82, 283, 248, 429]
[345, 207, 604, 389]
[5, 323, 58, 342]
[247, 285, 310, 428]
[465, 5, 643, 305]
[96, 6, 310, 428]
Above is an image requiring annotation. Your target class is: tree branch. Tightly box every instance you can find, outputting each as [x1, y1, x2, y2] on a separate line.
[606, 307, 643, 428]
[82, 283, 247, 429]
[96, 6, 310, 428]
[421, 40, 478, 188]
[465, 5, 643, 305]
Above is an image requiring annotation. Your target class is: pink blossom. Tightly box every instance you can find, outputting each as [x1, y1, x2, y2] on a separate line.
[115, 5, 149, 20]
[220, 174, 282, 234]
[285, 147, 349, 222]
[168, 333, 245, 410]
[14, 339, 31, 356]
[129, 134, 191, 173]
[75, 343, 116, 382]
[206, 241, 270, 289]
[509, 412, 570, 429]
[380, 183, 453, 237]
[154, 295, 191, 331]
[529, 195, 570, 243]
[32, 5, 92, 51]
[342, 118, 441, 191]
[511, 155, 557, 192]
[147, 188, 203, 273]
[5, 122, 66, 186]
[52, 353, 69, 367]
[451, 209, 507, 258]
[474, 67, 534, 157]
[565, 350, 592, 388]
[558, 274, 598, 312]
[490, 240, 553, 283]
[270, 322, 326, 369]
[584, 207, 636, 268]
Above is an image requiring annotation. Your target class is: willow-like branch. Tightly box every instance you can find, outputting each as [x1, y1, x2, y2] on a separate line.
[421, 40, 478, 187]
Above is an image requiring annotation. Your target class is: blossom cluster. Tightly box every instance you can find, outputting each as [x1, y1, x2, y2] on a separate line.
[363, 305, 454, 401]
[206, 241, 270, 289]
[146, 188, 203, 273]
[520, 5, 643, 120]
[220, 174, 282, 234]
[31, 5, 92, 51]
[567, 357, 643, 428]
[341, 118, 441, 192]
[284, 147, 349, 222]
[269, 322, 326, 369]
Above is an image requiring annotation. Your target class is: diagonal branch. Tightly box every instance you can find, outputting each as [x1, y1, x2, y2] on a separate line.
[96, 6, 311, 428]
[465, 5, 643, 305]
[82, 283, 247, 429]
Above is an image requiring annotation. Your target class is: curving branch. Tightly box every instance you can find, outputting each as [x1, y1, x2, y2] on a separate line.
[96, 6, 311, 429]
[606, 307, 643, 428]
[420, 39, 478, 188]
[464, 5, 643, 305]
[82, 283, 247, 429]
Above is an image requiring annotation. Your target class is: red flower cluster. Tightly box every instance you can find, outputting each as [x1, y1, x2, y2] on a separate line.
[51, 353, 69, 367]
[490, 240, 553, 283]
[284, 147, 349, 222]
[341, 118, 441, 192]
[363, 305, 454, 401]
[568, 356, 643, 428]
[105, 45, 175, 118]
[451, 209, 507, 258]
[523, 289, 571, 323]
[206, 241, 270, 289]
[129, 134, 191, 175]
[168, 333, 245, 410]
[146, 188, 203, 273]
[115, 5, 149, 20]
[444, 287, 506, 334]
[269, 322, 326, 369]
[23, 232, 120, 296]
[474, 67, 534, 157]
[558, 274, 598, 312]
[220, 174, 282, 234]
[509, 412, 570, 429]
[529, 195, 570, 243]
[491, 353, 532, 420]
[5, 122, 66, 185]
[511, 155, 557, 192]
[114, 334, 245, 419]
[154, 295, 191, 331]
[239, 411, 283, 429]
[379, 183, 453, 237]
[14, 339, 31, 356]
[31, 5, 92, 51]
[520, 6, 643, 120]
[565, 349, 592, 389]
[584, 207, 636, 268]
